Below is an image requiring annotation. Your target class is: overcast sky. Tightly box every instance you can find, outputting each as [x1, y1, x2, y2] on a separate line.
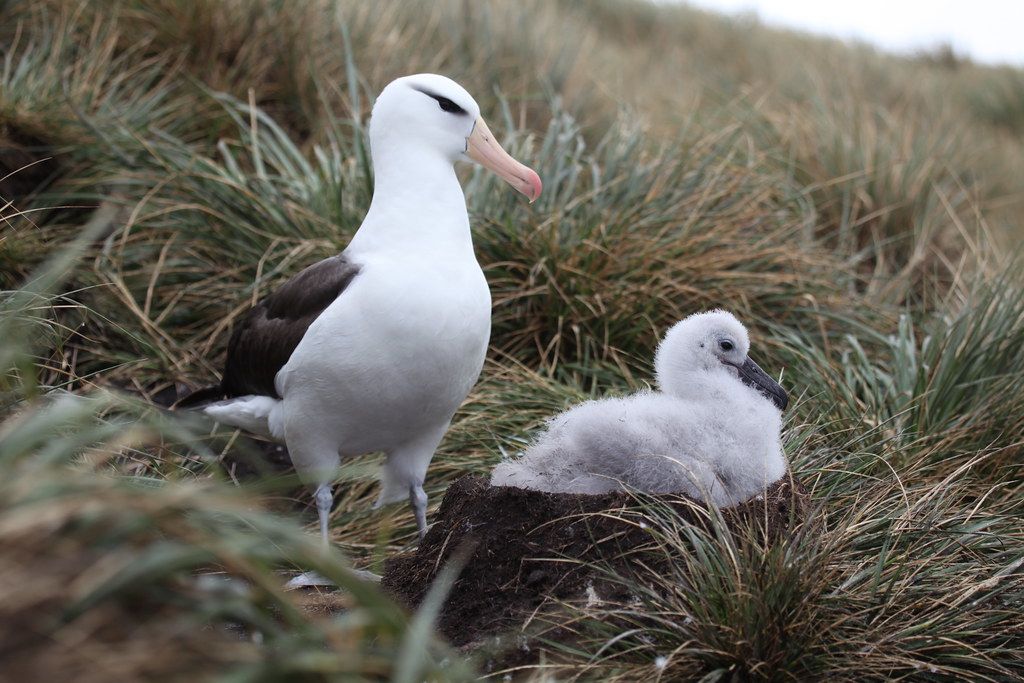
[682, 0, 1024, 66]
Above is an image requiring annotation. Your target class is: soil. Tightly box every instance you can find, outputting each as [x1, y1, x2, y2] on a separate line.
[382, 473, 808, 655]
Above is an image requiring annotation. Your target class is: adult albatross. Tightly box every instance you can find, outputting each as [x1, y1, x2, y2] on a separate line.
[180, 74, 541, 569]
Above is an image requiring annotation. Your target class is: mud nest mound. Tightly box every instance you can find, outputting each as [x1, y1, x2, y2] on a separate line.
[382, 473, 809, 649]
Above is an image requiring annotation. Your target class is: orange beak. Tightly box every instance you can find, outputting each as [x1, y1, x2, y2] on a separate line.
[466, 117, 542, 203]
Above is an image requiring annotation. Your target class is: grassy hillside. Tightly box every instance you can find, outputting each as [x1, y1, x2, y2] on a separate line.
[1, 0, 1022, 680]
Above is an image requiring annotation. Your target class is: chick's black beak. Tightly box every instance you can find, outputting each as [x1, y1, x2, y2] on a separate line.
[729, 356, 788, 411]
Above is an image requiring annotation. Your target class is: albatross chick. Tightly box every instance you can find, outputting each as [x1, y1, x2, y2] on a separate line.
[491, 310, 788, 506]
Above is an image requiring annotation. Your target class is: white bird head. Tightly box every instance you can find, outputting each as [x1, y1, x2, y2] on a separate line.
[369, 73, 542, 202]
[654, 309, 788, 411]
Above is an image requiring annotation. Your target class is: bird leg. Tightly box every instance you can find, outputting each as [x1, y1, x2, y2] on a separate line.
[285, 484, 334, 589]
[409, 484, 428, 540]
[314, 483, 333, 548]
[285, 482, 380, 588]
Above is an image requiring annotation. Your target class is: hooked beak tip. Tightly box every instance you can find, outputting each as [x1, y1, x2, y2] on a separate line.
[730, 356, 789, 412]
[466, 115, 542, 203]
[524, 168, 542, 204]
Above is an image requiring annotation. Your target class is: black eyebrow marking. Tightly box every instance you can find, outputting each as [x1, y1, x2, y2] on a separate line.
[411, 86, 468, 115]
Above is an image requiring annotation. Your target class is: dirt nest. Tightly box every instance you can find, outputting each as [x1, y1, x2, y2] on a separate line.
[382, 473, 809, 651]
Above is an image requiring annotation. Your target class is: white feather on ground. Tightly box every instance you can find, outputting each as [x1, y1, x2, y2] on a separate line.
[490, 310, 789, 507]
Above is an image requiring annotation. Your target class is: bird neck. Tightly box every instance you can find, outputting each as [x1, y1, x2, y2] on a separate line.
[663, 366, 734, 401]
[347, 144, 473, 257]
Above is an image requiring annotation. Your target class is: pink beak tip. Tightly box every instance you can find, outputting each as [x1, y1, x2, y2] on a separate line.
[526, 168, 543, 204]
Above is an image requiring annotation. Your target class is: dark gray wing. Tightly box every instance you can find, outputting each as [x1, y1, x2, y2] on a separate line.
[220, 254, 360, 398]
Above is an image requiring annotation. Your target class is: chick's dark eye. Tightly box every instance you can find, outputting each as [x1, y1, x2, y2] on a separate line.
[719, 340, 734, 352]
[436, 96, 464, 114]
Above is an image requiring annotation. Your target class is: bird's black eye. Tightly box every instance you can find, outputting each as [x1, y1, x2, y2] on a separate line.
[435, 96, 465, 114]
[413, 87, 468, 115]
[719, 340, 734, 352]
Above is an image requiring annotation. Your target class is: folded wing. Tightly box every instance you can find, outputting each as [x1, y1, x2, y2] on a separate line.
[221, 254, 361, 398]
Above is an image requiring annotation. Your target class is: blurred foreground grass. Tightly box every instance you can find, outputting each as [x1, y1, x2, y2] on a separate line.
[1, 0, 1022, 680]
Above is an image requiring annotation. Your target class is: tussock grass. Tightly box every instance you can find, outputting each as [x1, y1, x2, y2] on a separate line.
[475, 110, 834, 370]
[2, 0, 1023, 679]
[523, 446, 1024, 680]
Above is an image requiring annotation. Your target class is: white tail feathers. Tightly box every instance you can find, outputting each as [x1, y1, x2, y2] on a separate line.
[203, 395, 283, 441]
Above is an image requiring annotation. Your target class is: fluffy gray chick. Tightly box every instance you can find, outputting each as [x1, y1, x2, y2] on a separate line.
[490, 309, 788, 507]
